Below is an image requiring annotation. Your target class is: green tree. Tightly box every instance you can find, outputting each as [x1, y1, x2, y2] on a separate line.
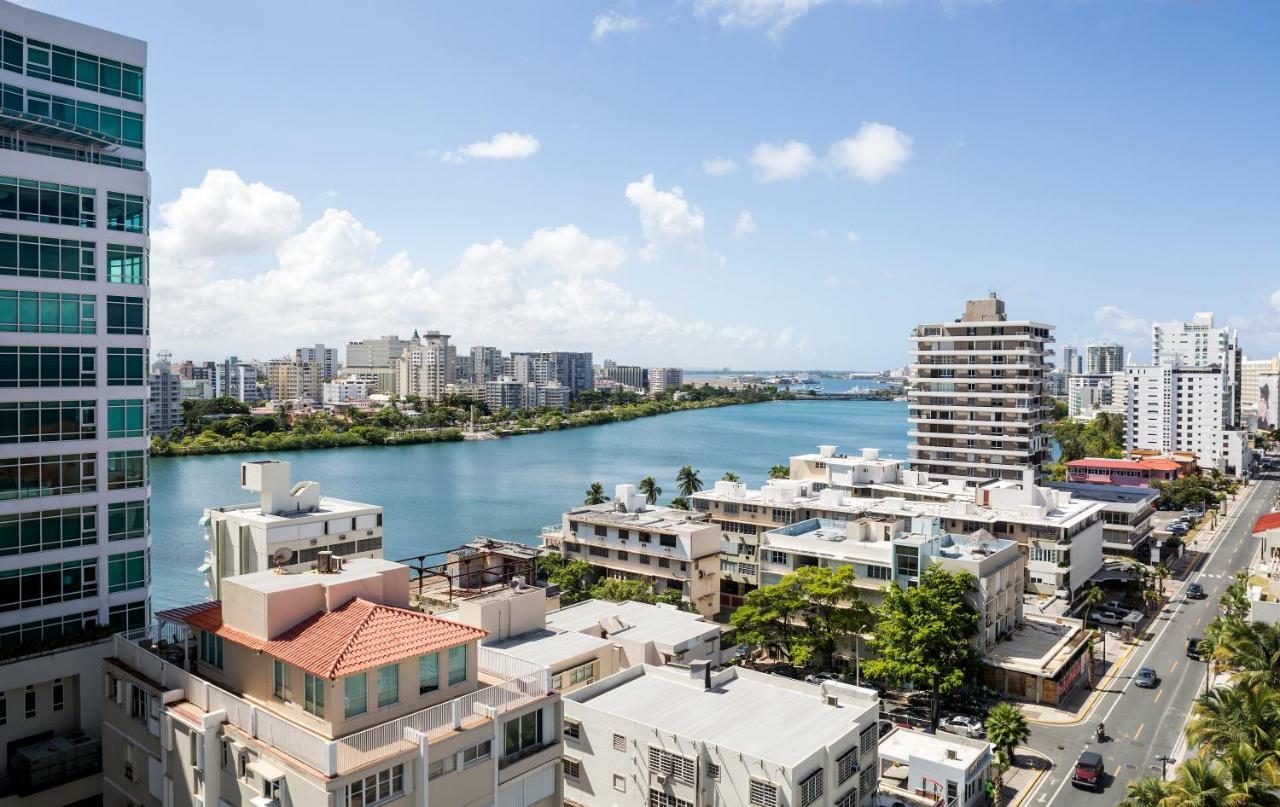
[535, 552, 598, 606]
[1210, 621, 1280, 690]
[1220, 573, 1250, 620]
[863, 566, 980, 731]
[985, 703, 1030, 807]
[730, 578, 807, 661]
[1186, 681, 1280, 759]
[584, 482, 609, 505]
[1152, 562, 1172, 599]
[669, 496, 690, 511]
[1119, 777, 1171, 807]
[638, 476, 662, 505]
[1166, 757, 1230, 806]
[721, 472, 740, 482]
[768, 464, 790, 479]
[676, 466, 704, 497]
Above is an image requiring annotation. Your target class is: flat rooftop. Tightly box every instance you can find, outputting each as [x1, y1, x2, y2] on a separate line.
[984, 614, 1086, 676]
[488, 629, 614, 669]
[569, 665, 878, 768]
[565, 503, 710, 533]
[1046, 482, 1159, 505]
[547, 600, 721, 650]
[879, 727, 990, 769]
[226, 557, 403, 593]
[762, 519, 895, 564]
[206, 495, 380, 525]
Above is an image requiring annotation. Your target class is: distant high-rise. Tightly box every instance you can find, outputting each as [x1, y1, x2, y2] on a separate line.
[294, 342, 338, 379]
[0, 2, 150, 799]
[150, 352, 183, 434]
[508, 351, 594, 397]
[212, 356, 260, 402]
[1152, 312, 1241, 426]
[469, 345, 502, 383]
[396, 330, 454, 401]
[647, 367, 684, 394]
[1084, 343, 1125, 375]
[603, 362, 646, 390]
[1061, 346, 1082, 376]
[908, 294, 1055, 484]
[345, 334, 407, 368]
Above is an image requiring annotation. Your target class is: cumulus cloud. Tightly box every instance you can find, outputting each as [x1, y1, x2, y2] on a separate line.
[828, 122, 913, 182]
[592, 11, 646, 40]
[695, 0, 831, 36]
[750, 140, 817, 182]
[732, 210, 758, 239]
[702, 157, 740, 176]
[152, 170, 798, 362]
[1093, 305, 1149, 340]
[442, 132, 541, 163]
[152, 169, 301, 259]
[624, 174, 707, 261]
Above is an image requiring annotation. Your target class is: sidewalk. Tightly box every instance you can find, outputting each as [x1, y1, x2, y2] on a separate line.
[1021, 627, 1135, 725]
[1006, 746, 1053, 807]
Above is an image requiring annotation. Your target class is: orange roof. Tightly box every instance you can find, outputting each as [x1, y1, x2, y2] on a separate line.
[158, 598, 488, 679]
[1141, 459, 1181, 471]
[1255, 513, 1280, 535]
[1066, 457, 1180, 472]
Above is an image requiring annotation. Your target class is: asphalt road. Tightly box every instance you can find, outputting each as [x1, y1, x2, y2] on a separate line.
[1031, 470, 1279, 806]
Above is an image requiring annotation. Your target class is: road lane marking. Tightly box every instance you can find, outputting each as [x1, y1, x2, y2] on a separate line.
[1134, 722, 1145, 740]
[1170, 660, 1180, 673]
[1153, 690, 1164, 704]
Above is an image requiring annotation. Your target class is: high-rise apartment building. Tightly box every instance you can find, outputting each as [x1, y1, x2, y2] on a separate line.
[1125, 362, 1250, 474]
[395, 330, 454, 402]
[0, 2, 150, 801]
[294, 342, 338, 379]
[646, 367, 683, 394]
[1060, 346, 1082, 376]
[263, 356, 323, 402]
[908, 294, 1055, 484]
[344, 334, 406, 369]
[1242, 355, 1280, 418]
[1152, 312, 1242, 426]
[470, 345, 502, 383]
[508, 351, 594, 397]
[211, 356, 259, 403]
[602, 362, 646, 390]
[1084, 342, 1125, 375]
[149, 351, 182, 435]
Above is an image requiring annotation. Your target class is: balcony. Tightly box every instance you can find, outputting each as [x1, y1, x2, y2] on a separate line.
[112, 632, 551, 777]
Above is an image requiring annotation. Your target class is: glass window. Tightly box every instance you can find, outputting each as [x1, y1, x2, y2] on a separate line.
[105, 192, 146, 233]
[105, 296, 146, 335]
[503, 709, 543, 758]
[107, 399, 145, 437]
[304, 672, 324, 717]
[447, 644, 467, 686]
[108, 600, 146, 633]
[0, 176, 94, 227]
[0, 346, 96, 388]
[0, 400, 95, 443]
[376, 664, 398, 708]
[0, 506, 96, 555]
[273, 659, 287, 700]
[343, 673, 367, 718]
[0, 452, 95, 499]
[106, 244, 146, 284]
[462, 740, 491, 767]
[200, 630, 223, 669]
[107, 500, 146, 541]
[107, 348, 146, 385]
[107, 549, 146, 592]
[419, 653, 439, 694]
[0, 234, 93, 281]
[106, 450, 145, 490]
[0, 290, 95, 333]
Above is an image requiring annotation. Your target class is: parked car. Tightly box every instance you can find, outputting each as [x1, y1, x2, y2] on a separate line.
[1169, 523, 1190, 535]
[1072, 751, 1105, 792]
[1134, 667, 1159, 688]
[804, 672, 839, 685]
[941, 715, 985, 738]
[1187, 637, 1202, 660]
[1093, 610, 1123, 626]
[1187, 583, 1206, 600]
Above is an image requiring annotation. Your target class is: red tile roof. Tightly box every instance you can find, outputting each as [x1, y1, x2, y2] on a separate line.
[1066, 457, 1181, 472]
[1254, 513, 1280, 535]
[157, 598, 488, 679]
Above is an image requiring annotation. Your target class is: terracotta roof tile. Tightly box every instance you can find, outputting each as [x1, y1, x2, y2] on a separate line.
[157, 598, 488, 679]
[1254, 513, 1280, 536]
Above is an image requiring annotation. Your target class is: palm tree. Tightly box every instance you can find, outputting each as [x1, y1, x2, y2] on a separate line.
[985, 703, 1029, 807]
[1119, 776, 1171, 807]
[638, 476, 661, 505]
[1221, 573, 1249, 619]
[583, 482, 609, 505]
[1186, 680, 1280, 755]
[721, 472, 740, 482]
[676, 466, 703, 497]
[1153, 562, 1172, 599]
[768, 464, 790, 479]
[1142, 587, 1162, 616]
[1213, 621, 1280, 689]
[669, 496, 690, 511]
[1167, 757, 1229, 806]
[1217, 742, 1280, 806]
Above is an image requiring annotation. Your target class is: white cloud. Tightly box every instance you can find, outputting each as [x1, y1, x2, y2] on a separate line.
[695, 0, 831, 36]
[1093, 305, 1149, 339]
[702, 156, 740, 176]
[152, 169, 301, 259]
[828, 122, 913, 182]
[624, 174, 707, 261]
[732, 210, 758, 239]
[442, 132, 541, 163]
[152, 170, 800, 363]
[750, 140, 817, 182]
[1271, 288, 1280, 312]
[845, 230, 861, 244]
[592, 11, 646, 40]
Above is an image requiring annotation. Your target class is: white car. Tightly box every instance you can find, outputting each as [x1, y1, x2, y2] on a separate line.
[941, 715, 984, 738]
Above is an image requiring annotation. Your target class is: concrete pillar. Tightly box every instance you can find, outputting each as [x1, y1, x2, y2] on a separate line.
[406, 728, 428, 807]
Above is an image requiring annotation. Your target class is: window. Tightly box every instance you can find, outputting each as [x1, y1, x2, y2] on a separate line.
[0, 79, 143, 145]
[107, 500, 146, 541]
[750, 779, 779, 807]
[859, 766, 876, 794]
[105, 192, 147, 233]
[344, 763, 404, 807]
[707, 762, 721, 781]
[834, 791, 857, 807]
[762, 549, 788, 565]
[613, 733, 625, 751]
[109, 600, 146, 633]
[648, 747, 694, 785]
[0, 693, 5, 726]
[0, 234, 94, 281]
[107, 347, 146, 385]
[799, 769, 824, 806]
[107, 549, 147, 592]
[106, 449, 146, 489]
[376, 664, 398, 708]
[648, 791, 693, 807]
[427, 755, 455, 780]
[0, 31, 145, 99]
[564, 757, 581, 779]
[24, 684, 35, 718]
[0, 290, 95, 333]
[419, 652, 439, 694]
[344, 673, 367, 718]
[0, 452, 95, 499]
[52, 678, 63, 711]
[613, 773, 626, 792]
[273, 659, 288, 700]
[563, 719, 581, 740]
[838, 748, 859, 783]
[129, 683, 147, 722]
[864, 564, 892, 581]
[462, 740, 491, 767]
[639, 554, 650, 565]
[106, 244, 146, 284]
[504, 709, 544, 757]
[0, 400, 96, 443]
[105, 399, 145, 437]
[447, 644, 467, 686]
[594, 525, 607, 537]
[659, 534, 677, 548]
[304, 672, 324, 717]
[0, 176, 95, 227]
[123, 743, 135, 781]
[658, 557, 670, 568]
[0, 558, 96, 611]
[0, 505, 96, 554]
[589, 546, 608, 558]
[894, 544, 920, 578]
[106, 295, 146, 335]
[0, 346, 96, 387]
[199, 630, 223, 668]
[859, 724, 877, 755]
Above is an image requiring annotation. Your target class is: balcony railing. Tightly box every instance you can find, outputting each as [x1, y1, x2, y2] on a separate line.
[113, 633, 550, 777]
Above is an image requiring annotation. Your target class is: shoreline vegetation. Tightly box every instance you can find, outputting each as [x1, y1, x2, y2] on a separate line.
[150, 385, 796, 458]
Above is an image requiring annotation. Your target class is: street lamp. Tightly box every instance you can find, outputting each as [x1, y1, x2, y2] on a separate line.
[1156, 754, 1173, 780]
[854, 623, 868, 687]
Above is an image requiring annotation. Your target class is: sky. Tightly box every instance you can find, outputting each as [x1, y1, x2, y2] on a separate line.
[24, 0, 1280, 369]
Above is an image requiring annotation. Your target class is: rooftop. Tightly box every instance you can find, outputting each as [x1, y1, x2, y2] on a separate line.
[488, 629, 614, 669]
[1046, 482, 1159, 505]
[564, 502, 711, 533]
[568, 665, 878, 768]
[546, 600, 722, 650]
[1255, 513, 1280, 535]
[206, 495, 380, 526]
[984, 613, 1087, 676]
[158, 597, 487, 678]
[879, 727, 990, 769]
[1066, 457, 1180, 472]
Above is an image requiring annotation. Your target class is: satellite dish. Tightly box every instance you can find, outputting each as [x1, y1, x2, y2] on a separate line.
[271, 547, 294, 568]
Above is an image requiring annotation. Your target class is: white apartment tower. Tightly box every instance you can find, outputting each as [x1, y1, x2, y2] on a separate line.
[1152, 312, 1242, 426]
[148, 351, 182, 434]
[344, 334, 406, 369]
[1125, 362, 1249, 474]
[0, 2, 150, 802]
[1084, 342, 1125, 375]
[294, 342, 338, 379]
[395, 329, 454, 402]
[908, 294, 1055, 484]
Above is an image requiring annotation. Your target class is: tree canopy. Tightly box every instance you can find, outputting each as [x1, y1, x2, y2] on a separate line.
[731, 565, 871, 669]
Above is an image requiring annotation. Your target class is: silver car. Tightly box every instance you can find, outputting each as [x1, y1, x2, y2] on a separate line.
[941, 715, 985, 738]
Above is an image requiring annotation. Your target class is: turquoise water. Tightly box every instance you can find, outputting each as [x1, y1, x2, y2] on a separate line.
[150, 400, 909, 610]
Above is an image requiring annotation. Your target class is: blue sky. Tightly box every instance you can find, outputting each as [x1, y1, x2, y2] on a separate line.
[27, 0, 1280, 369]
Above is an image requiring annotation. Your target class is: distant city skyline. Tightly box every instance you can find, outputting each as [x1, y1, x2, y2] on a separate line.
[25, 0, 1280, 367]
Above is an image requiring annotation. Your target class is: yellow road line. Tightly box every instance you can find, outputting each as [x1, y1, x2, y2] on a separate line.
[1153, 689, 1164, 703]
[1170, 660, 1180, 673]
[1134, 722, 1145, 740]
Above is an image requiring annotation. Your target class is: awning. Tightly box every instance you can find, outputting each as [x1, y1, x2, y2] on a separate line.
[248, 758, 285, 782]
[0, 110, 117, 147]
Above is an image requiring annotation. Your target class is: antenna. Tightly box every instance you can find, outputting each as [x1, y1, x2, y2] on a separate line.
[271, 546, 294, 571]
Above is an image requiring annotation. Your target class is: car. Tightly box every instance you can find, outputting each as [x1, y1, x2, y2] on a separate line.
[1093, 610, 1123, 626]
[1135, 667, 1159, 688]
[1187, 583, 1206, 600]
[1187, 637, 1202, 660]
[941, 715, 985, 738]
[1072, 751, 1105, 792]
[878, 719, 896, 738]
[1169, 523, 1190, 535]
[804, 672, 839, 685]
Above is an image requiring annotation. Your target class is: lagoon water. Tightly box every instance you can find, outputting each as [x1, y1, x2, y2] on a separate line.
[150, 399, 909, 610]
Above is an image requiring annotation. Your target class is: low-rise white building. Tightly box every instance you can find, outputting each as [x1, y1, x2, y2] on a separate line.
[877, 728, 993, 807]
[322, 376, 371, 406]
[564, 664, 882, 807]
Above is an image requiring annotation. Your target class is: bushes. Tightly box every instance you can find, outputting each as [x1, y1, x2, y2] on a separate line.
[152, 427, 463, 456]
